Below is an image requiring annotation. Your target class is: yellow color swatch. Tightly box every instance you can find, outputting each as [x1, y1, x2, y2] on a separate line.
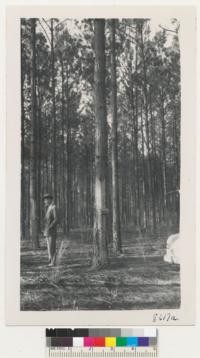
[105, 337, 116, 347]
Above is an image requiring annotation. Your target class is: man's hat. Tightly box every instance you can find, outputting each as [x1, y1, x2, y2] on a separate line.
[43, 193, 53, 200]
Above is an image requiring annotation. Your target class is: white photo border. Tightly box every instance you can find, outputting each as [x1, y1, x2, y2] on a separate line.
[6, 5, 196, 325]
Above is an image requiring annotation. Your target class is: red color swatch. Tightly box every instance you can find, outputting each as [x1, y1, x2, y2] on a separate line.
[93, 337, 105, 347]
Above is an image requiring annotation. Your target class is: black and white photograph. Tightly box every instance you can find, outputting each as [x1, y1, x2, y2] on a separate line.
[19, 16, 182, 312]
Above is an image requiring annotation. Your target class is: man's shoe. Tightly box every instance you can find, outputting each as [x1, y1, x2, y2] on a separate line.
[48, 262, 56, 267]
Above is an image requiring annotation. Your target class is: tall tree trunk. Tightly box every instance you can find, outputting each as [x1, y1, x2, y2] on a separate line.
[92, 19, 109, 268]
[21, 23, 25, 240]
[61, 58, 66, 234]
[172, 107, 180, 227]
[160, 93, 172, 227]
[134, 44, 140, 229]
[36, 76, 42, 234]
[44, 110, 50, 193]
[121, 128, 128, 226]
[50, 19, 57, 204]
[110, 19, 122, 254]
[172, 106, 180, 189]
[27, 160, 31, 240]
[86, 146, 92, 226]
[66, 127, 72, 233]
[29, 18, 39, 249]
[149, 89, 157, 228]
[141, 103, 147, 229]
[161, 94, 167, 215]
[130, 29, 140, 228]
[36, 98, 42, 233]
[139, 21, 156, 232]
[66, 68, 72, 234]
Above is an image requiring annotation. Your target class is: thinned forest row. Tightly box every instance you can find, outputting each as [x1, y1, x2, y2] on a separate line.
[21, 18, 180, 266]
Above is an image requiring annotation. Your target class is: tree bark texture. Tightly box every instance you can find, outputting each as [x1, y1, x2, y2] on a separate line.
[51, 19, 57, 204]
[29, 18, 39, 249]
[110, 20, 122, 254]
[93, 19, 109, 268]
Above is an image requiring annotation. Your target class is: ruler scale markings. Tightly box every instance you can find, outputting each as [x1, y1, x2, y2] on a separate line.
[53, 348, 156, 358]
[50, 350, 156, 357]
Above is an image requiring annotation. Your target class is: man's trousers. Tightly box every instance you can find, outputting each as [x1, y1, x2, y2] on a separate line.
[46, 235, 56, 265]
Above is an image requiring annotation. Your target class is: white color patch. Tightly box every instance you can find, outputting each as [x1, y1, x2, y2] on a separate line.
[73, 337, 84, 347]
[144, 328, 157, 337]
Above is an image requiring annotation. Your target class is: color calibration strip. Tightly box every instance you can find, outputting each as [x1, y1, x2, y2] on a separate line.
[47, 335, 157, 347]
[46, 328, 158, 357]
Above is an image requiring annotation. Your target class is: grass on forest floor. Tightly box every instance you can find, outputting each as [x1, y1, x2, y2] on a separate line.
[20, 230, 180, 311]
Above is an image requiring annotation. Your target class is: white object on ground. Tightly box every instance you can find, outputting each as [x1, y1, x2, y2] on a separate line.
[163, 233, 180, 264]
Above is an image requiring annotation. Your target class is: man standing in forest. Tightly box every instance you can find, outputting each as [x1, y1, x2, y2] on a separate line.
[43, 193, 57, 267]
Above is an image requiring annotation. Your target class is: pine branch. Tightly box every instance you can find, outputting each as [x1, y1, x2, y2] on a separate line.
[159, 25, 178, 34]
[38, 19, 51, 45]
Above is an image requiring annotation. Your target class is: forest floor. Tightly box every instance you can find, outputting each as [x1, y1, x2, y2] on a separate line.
[20, 229, 180, 311]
